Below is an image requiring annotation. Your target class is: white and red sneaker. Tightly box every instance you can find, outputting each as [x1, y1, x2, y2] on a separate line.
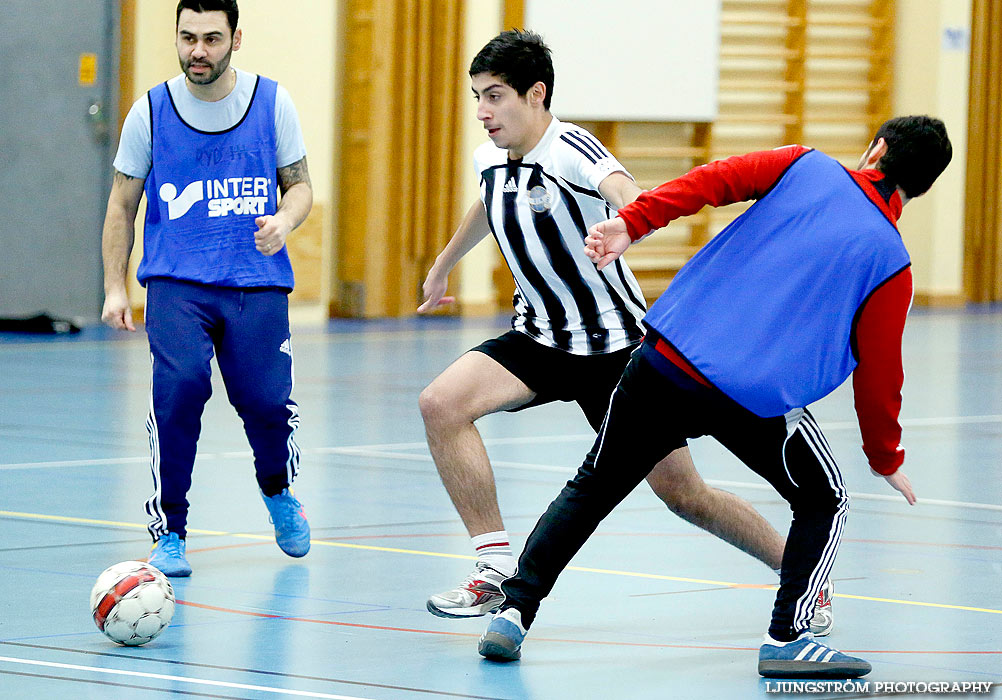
[427, 562, 508, 618]
[809, 579, 834, 636]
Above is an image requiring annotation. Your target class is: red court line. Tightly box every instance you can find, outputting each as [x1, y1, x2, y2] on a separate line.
[313, 532, 707, 541]
[175, 600, 1001, 655]
[185, 532, 1001, 556]
[321, 532, 1002, 552]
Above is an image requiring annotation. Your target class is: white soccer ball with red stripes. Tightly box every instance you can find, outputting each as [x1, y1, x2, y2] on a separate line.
[90, 561, 175, 645]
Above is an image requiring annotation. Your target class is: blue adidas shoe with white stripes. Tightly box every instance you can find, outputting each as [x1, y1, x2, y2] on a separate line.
[758, 633, 871, 678]
[262, 488, 311, 557]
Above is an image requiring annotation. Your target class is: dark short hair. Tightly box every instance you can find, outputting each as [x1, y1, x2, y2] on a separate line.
[176, 0, 239, 35]
[470, 29, 554, 110]
[872, 116, 952, 199]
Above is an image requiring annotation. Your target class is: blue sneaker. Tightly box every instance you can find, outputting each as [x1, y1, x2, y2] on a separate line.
[759, 633, 871, 678]
[478, 608, 527, 661]
[262, 488, 311, 557]
[147, 532, 192, 577]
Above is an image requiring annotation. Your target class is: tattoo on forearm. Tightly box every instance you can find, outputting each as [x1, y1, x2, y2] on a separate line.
[113, 170, 140, 184]
[277, 156, 311, 194]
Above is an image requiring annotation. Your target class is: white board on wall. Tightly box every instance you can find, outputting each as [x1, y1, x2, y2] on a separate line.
[523, 0, 721, 122]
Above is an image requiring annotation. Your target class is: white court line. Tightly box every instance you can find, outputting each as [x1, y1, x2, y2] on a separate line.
[821, 414, 1002, 430]
[6, 412, 1002, 471]
[0, 436, 595, 470]
[331, 448, 574, 474]
[8, 444, 998, 513]
[0, 454, 228, 471]
[0, 655, 373, 699]
[327, 448, 1002, 513]
[0, 456, 151, 470]
[0, 326, 498, 352]
[4, 424, 1002, 512]
[7, 411, 1002, 471]
[703, 479, 1002, 512]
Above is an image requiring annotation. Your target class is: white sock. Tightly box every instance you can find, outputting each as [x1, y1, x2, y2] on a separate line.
[500, 607, 528, 633]
[471, 531, 516, 577]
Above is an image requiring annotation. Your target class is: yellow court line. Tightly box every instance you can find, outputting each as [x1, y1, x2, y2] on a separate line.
[4, 509, 1001, 616]
[0, 510, 229, 536]
[834, 593, 1002, 615]
[564, 564, 767, 588]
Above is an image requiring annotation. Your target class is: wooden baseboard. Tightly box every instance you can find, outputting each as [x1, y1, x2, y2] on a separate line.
[912, 292, 966, 307]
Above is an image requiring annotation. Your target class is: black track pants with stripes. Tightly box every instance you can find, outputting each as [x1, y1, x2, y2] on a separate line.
[500, 338, 847, 640]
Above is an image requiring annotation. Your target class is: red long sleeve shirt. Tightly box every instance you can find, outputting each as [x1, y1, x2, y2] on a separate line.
[621, 146, 909, 474]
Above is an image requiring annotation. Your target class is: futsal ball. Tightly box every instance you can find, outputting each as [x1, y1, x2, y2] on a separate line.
[90, 561, 175, 645]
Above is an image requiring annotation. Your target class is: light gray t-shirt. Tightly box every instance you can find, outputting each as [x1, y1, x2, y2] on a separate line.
[113, 68, 307, 178]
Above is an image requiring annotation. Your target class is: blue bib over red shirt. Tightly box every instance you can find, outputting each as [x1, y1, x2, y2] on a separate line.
[138, 76, 294, 289]
[644, 150, 910, 417]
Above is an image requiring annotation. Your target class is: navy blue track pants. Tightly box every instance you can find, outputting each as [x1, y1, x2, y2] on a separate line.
[500, 337, 848, 641]
[143, 277, 301, 540]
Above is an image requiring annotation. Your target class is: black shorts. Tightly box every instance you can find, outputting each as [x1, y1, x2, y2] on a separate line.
[471, 330, 638, 431]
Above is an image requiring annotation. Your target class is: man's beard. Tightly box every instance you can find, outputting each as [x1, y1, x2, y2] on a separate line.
[181, 49, 232, 85]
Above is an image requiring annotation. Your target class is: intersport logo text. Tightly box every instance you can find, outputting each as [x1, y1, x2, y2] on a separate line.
[159, 177, 273, 220]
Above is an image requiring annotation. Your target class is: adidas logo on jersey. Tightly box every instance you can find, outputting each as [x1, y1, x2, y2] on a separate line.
[503, 177, 518, 193]
[279, 338, 292, 356]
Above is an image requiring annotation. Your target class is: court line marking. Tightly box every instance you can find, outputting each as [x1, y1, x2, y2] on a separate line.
[3, 447, 1001, 514]
[5, 411, 1002, 469]
[174, 600, 1002, 656]
[0, 656, 374, 700]
[0, 326, 503, 352]
[175, 531, 1002, 560]
[0, 669, 247, 700]
[0, 641, 505, 700]
[2, 509, 1000, 616]
[3, 410, 997, 470]
[0, 510, 230, 536]
[323, 449, 1002, 512]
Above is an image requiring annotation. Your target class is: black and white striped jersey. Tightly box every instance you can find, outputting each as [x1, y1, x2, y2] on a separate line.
[475, 117, 647, 355]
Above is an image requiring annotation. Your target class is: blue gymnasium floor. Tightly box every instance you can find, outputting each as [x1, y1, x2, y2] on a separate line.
[0, 310, 1000, 700]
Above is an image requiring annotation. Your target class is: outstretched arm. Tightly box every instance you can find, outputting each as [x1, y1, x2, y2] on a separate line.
[417, 200, 491, 313]
[255, 156, 314, 256]
[101, 170, 146, 331]
[852, 267, 916, 504]
[584, 146, 810, 270]
[618, 145, 810, 241]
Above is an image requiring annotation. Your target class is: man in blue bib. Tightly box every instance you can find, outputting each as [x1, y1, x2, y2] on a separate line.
[100, 0, 313, 576]
[478, 117, 952, 679]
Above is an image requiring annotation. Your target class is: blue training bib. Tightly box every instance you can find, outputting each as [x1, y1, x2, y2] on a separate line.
[645, 150, 909, 417]
[138, 76, 294, 289]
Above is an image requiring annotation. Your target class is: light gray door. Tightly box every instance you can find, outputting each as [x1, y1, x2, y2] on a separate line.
[0, 1, 119, 325]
